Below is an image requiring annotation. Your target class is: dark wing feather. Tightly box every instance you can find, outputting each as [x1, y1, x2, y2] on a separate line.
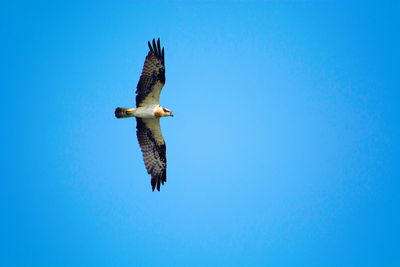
[136, 38, 165, 107]
[136, 118, 166, 191]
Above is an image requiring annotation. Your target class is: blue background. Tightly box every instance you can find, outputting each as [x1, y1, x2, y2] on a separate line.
[2, 1, 399, 266]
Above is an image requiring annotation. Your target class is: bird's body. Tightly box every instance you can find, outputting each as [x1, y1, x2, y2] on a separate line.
[115, 38, 172, 191]
[115, 105, 170, 119]
[131, 105, 159, 119]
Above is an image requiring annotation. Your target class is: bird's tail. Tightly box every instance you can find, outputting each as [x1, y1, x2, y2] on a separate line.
[115, 107, 136, 118]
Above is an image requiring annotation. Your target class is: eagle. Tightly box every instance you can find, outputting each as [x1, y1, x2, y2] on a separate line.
[115, 38, 173, 191]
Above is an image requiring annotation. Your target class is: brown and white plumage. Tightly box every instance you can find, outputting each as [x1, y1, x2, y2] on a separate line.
[136, 38, 165, 107]
[115, 38, 173, 191]
[136, 118, 166, 191]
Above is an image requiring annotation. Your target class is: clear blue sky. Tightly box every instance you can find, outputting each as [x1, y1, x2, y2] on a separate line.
[2, 1, 399, 266]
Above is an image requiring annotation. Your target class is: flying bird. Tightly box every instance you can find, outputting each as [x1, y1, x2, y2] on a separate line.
[115, 38, 173, 191]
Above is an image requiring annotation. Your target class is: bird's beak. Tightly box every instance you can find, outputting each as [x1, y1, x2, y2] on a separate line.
[171, 113, 174, 117]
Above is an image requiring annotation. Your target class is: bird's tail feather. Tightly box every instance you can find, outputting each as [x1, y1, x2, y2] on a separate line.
[115, 107, 136, 118]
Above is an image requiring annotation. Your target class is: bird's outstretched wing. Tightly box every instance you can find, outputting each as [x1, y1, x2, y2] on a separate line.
[136, 38, 165, 107]
[136, 118, 166, 191]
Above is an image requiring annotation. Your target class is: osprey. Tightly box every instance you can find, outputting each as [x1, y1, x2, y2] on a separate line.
[115, 38, 173, 191]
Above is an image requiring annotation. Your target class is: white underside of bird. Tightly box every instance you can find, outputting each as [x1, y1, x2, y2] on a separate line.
[119, 105, 171, 119]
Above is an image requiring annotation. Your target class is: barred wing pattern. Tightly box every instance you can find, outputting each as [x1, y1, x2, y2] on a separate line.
[136, 38, 165, 107]
[136, 118, 166, 191]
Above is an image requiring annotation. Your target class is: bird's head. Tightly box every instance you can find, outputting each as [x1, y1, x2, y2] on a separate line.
[162, 108, 174, 117]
